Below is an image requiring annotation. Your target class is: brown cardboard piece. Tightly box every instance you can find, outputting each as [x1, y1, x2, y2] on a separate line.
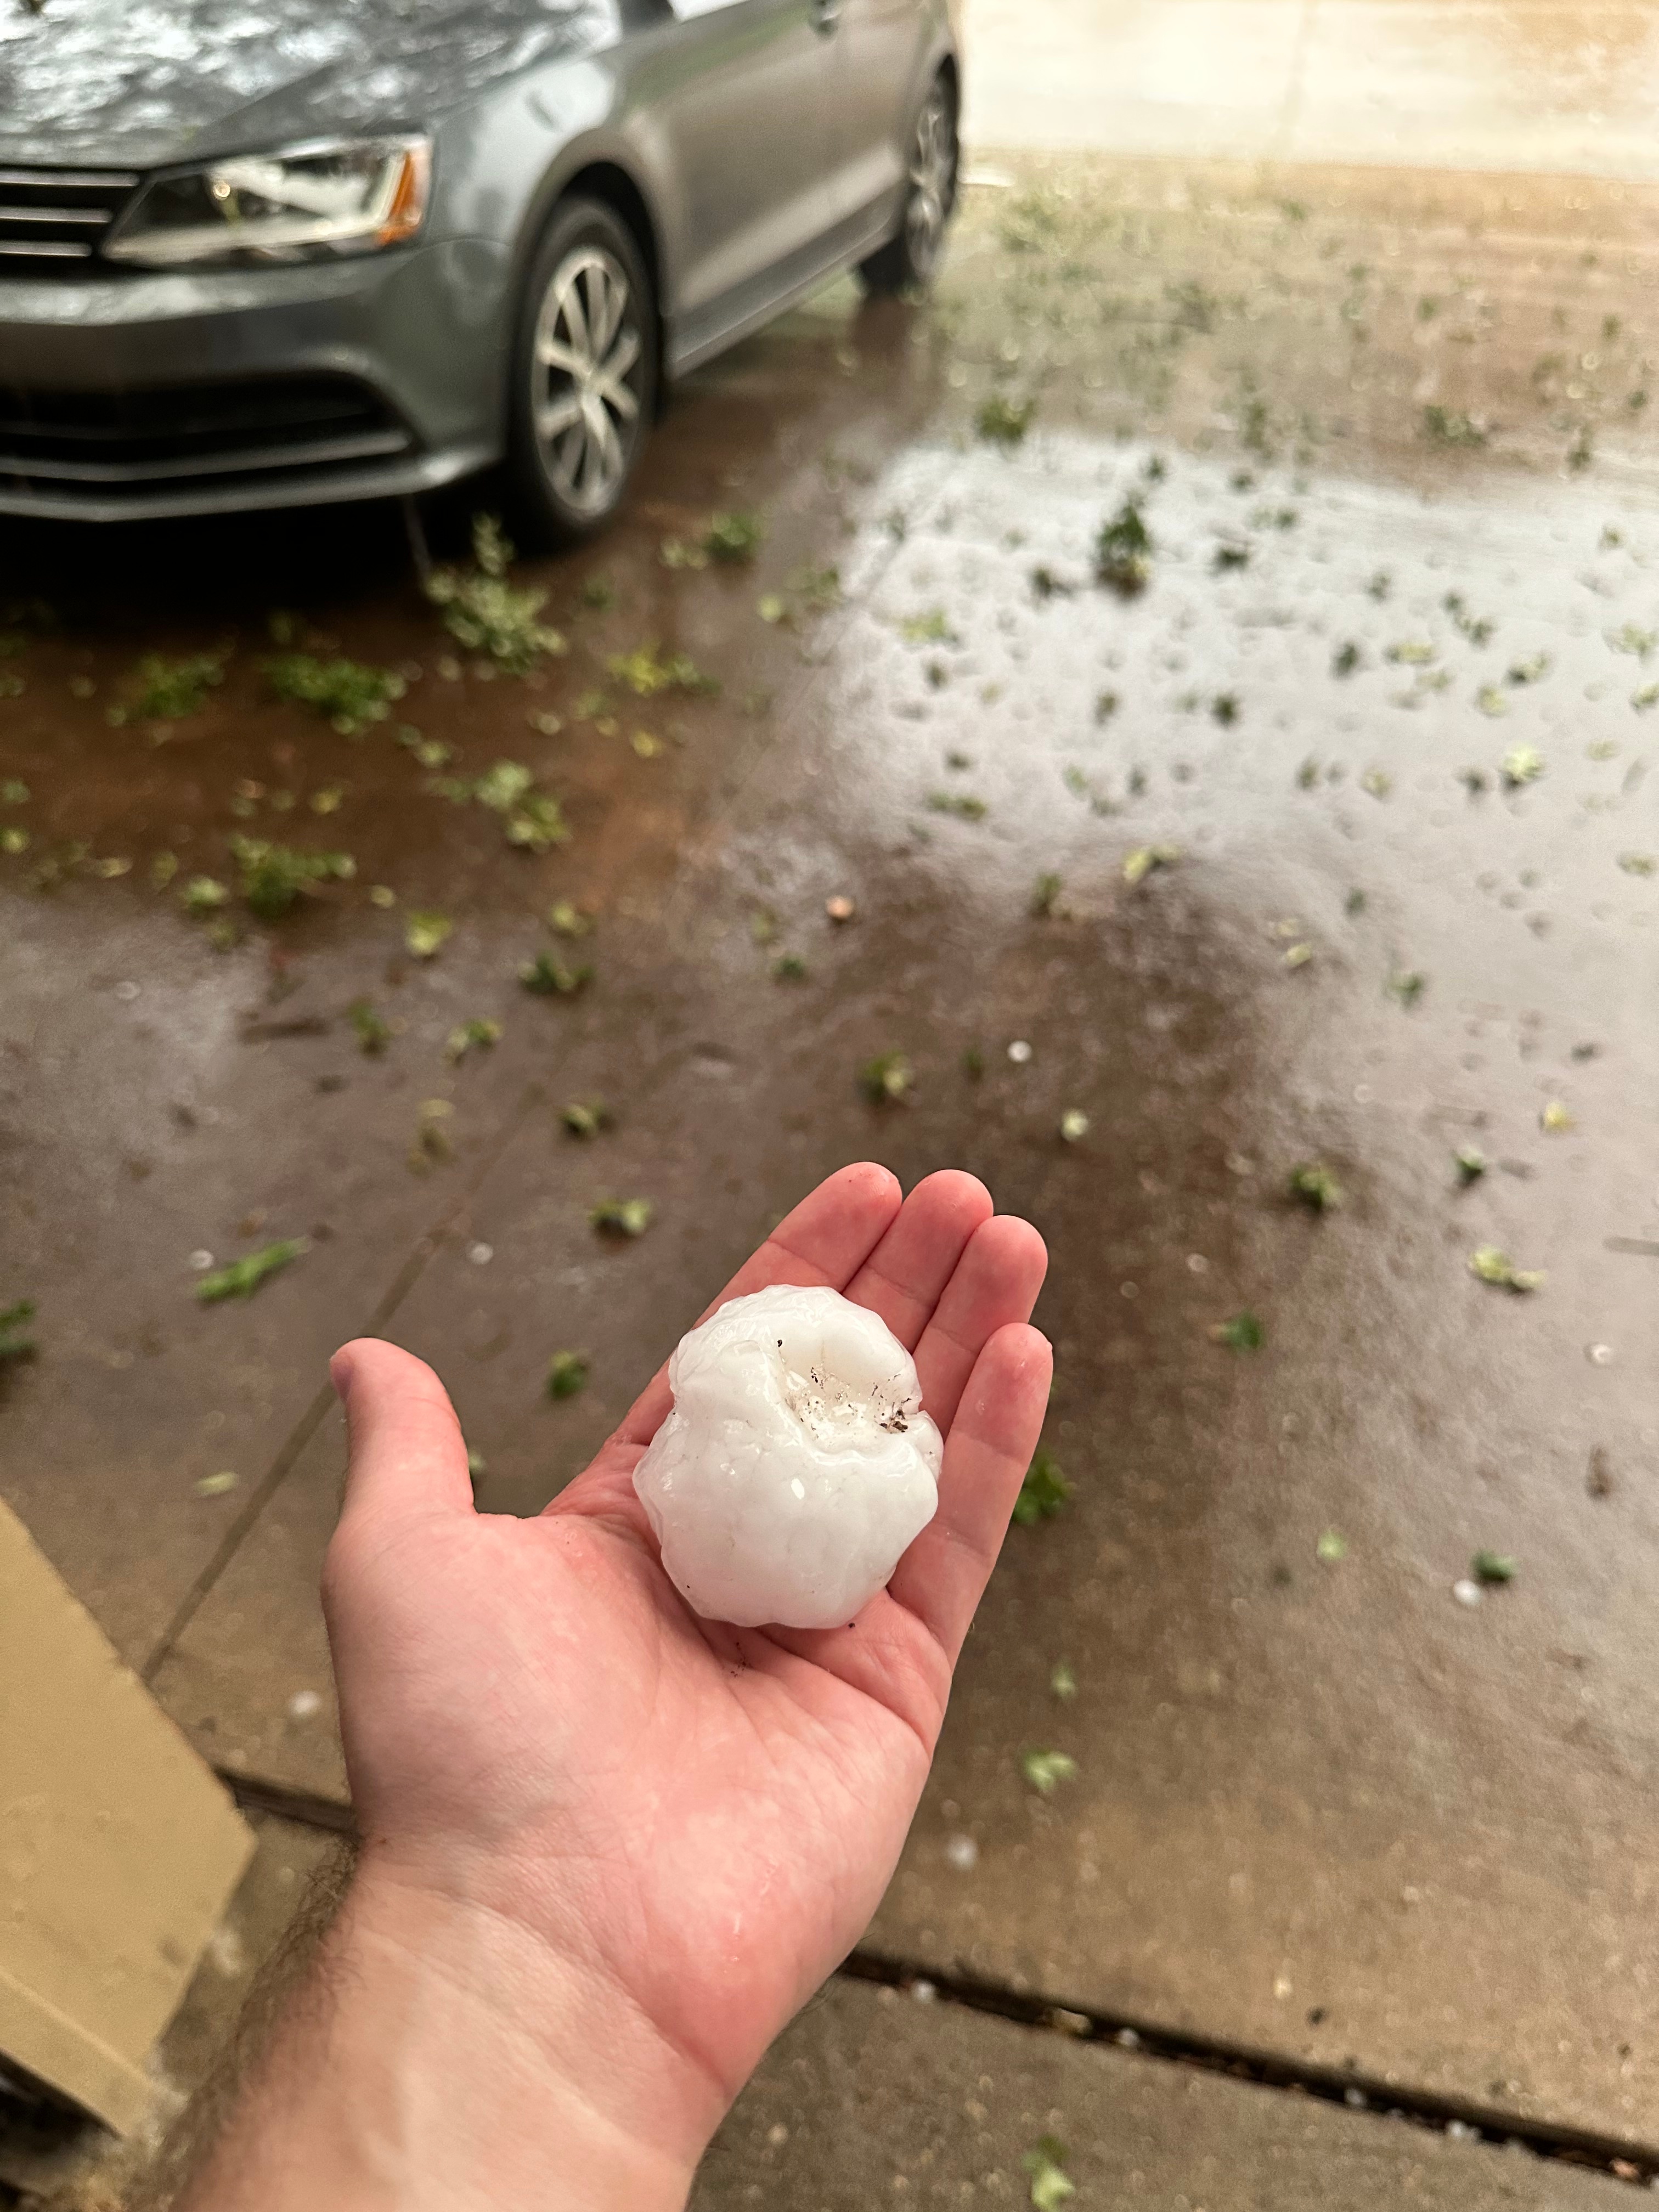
[0, 1498, 255, 2135]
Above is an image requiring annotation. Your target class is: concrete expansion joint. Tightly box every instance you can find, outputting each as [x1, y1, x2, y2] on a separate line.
[211, 1768, 1659, 2196]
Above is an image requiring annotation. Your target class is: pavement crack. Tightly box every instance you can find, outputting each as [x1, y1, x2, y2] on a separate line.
[838, 1949, 1658, 2190]
[139, 1084, 544, 1684]
[195, 1773, 1659, 2199]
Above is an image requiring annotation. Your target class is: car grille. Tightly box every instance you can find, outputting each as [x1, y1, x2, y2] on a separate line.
[0, 166, 138, 270]
[0, 375, 416, 494]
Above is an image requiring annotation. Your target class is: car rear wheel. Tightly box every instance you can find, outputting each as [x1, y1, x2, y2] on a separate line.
[505, 196, 657, 548]
[858, 72, 958, 295]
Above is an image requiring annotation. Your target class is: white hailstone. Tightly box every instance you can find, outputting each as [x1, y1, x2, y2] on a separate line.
[633, 1284, 943, 1630]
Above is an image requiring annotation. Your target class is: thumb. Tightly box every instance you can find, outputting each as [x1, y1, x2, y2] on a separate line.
[331, 1336, 475, 1527]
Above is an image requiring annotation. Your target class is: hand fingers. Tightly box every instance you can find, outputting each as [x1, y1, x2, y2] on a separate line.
[840, 1169, 993, 1352]
[331, 1336, 475, 1528]
[886, 1321, 1053, 1664]
[911, 1213, 1048, 1434]
[613, 1160, 902, 1447]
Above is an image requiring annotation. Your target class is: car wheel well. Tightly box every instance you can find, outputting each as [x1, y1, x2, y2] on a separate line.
[557, 161, 665, 402]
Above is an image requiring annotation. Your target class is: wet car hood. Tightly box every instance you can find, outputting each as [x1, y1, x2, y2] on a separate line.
[0, 0, 617, 168]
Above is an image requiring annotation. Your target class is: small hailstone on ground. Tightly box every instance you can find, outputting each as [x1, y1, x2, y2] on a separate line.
[945, 1832, 979, 1871]
[633, 1284, 942, 1629]
[1007, 1039, 1033, 1064]
[1452, 1578, 1483, 1608]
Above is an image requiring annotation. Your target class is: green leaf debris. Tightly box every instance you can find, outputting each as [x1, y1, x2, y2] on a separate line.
[1013, 1446, 1071, 1525]
[195, 1239, 308, 1303]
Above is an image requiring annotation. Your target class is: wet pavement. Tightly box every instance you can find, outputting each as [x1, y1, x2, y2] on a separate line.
[691, 1974, 1632, 2210]
[3, 101, 1658, 2212]
[962, 0, 1659, 179]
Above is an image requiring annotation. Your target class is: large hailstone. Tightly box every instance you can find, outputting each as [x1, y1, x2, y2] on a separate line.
[633, 1284, 943, 1630]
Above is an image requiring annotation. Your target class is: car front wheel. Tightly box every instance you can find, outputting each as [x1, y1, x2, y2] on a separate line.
[859, 72, 958, 295]
[505, 196, 657, 548]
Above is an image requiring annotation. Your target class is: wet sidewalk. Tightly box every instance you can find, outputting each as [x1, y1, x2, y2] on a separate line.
[963, 0, 1659, 179]
[3, 26, 1658, 2212]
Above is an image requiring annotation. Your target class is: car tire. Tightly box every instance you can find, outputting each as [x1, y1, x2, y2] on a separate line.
[857, 71, 958, 296]
[504, 196, 658, 549]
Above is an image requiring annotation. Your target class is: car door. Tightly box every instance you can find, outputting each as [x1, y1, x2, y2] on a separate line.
[817, 0, 926, 234]
[648, 0, 838, 363]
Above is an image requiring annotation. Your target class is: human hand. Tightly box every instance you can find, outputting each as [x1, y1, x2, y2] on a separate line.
[307, 1164, 1049, 2207]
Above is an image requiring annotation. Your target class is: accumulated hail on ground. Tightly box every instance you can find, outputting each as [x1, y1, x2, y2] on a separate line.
[812, 421, 1649, 926]
[632, 1286, 943, 1631]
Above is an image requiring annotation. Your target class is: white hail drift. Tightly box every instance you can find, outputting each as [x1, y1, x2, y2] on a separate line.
[633, 1284, 943, 1630]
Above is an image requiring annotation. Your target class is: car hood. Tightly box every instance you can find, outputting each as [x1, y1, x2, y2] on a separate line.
[0, 0, 616, 168]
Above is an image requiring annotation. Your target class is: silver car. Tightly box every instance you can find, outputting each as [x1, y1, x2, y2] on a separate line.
[0, 0, 960, 541]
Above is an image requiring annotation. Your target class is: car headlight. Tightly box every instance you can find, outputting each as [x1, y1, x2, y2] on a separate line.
[104, 137, 431, 268]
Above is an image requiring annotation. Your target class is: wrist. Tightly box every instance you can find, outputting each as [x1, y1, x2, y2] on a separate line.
[190, 1846, 720, 2212]
[352, 1849, 715, 2210]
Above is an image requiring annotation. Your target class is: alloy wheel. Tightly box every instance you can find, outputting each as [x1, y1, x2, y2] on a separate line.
[905, 87, 953, 278]
[531, 245, 644, 516]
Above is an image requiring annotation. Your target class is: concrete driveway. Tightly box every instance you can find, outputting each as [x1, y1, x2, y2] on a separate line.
[2, 9, 1656, 2205]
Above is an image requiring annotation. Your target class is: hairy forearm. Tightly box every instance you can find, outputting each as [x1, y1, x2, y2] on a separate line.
[172, 1850, 714, 2212]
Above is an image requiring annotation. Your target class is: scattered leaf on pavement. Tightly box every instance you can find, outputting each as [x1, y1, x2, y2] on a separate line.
[1020, 1749, 1077, 1797]
[976, 392, 1035, 447]
[1501, 744, 1544, 788]
[424, 515, 567, 673]
[445, 1018, 502, 1064]
[704, 510, 764, 563]
[1210, 1310, 1264, 1350]
[1023, 2140, 1076, 2212]
[591, 1197, 653, 1237]
[1289, 1163, 1343, 1211]
[350, 1000, 393, 1054]
[405, 911, 454, 960]
[112, 651, 226, 724]
[1012, 1446, 1070, 1525]
[607, 644, 718, 697]
[230, 837, 355, 919]
[195, 1239, 308, 1303]
[1387, 969, 1426, 1008]
[1095, 499, 1152, 595]
[1123, 844, 1180, 885]
[263, 652, 404, 732]
[546, 1350, 590, 1401]
[0, 1299, 36, 1362]
[409, 1099, 453, 1170]
[1469, 1246, 1544, 1292]
[859, 1051, 912, 1104]
[520, 951, 592, 996]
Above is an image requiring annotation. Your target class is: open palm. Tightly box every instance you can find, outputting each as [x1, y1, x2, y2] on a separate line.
[322, 1161, 1050, 2145]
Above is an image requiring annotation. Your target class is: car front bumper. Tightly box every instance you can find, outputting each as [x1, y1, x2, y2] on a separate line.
[0, 237, 511, 522]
